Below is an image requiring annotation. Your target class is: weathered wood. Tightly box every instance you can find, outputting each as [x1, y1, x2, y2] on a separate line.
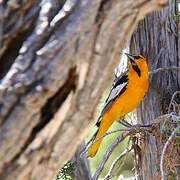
[71, 142, 91, 180]
[0, 0, 167, 179]
[130, 0, 179, 179]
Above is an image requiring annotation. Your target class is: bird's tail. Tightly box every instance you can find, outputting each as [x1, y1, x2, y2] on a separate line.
[87, 114, 113, 158]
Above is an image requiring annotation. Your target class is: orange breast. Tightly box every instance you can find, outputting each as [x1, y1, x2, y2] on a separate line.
[104, 64, 148, 121]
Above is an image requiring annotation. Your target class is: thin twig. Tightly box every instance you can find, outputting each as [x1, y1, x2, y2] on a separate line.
[160, 91, 180, 133]
[91, 114, 180, 180]
[85, 124, 152, 156]
[160, 126, 180, 180]
[81, 128, 129, 157]
[89, 124, 153, 149]
[86, 114, 179, 156]
[84, 114, 178, 157]
[132, 137, 142, 179]
[152, 114, 180, 125]
[92, 126, 152, 180]
[104, 146, 133, 180]
[92, 131, 131, 180]
[168, 91, 180, 114]
[149, 66, 180, 75]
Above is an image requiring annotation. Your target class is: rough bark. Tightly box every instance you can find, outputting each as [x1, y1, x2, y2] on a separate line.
[130, 0, 179, 179]
[0, 0, 167, 179]
[71, 143, 91, 180]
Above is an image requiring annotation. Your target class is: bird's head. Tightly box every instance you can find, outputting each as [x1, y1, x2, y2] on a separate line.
[125, 53, 146, 65]
[125, 53, 148, 77]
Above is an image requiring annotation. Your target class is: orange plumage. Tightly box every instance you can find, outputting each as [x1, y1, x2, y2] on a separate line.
[88, 53, 149, 158]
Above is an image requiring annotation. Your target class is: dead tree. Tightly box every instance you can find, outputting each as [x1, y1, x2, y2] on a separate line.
[0, 0, 167, 179]
[130, 0, 180, 179]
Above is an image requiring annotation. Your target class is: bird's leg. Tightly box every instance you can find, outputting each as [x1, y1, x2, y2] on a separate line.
[133, 123, 152, 128]
[118, 119, 152, 128]
[118, 119, 132, 128]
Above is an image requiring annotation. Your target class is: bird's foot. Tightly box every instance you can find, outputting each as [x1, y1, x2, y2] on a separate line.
[118, 120, 151, 129]
[118, 119, 132, 127]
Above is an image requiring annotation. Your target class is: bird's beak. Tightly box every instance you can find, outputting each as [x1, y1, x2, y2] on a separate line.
[125, 53, 135, 62]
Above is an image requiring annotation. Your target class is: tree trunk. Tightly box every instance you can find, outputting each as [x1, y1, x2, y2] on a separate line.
[0, 0, 167, 179]
[71, 143, 91, 180]
[130, 0, 179, 179]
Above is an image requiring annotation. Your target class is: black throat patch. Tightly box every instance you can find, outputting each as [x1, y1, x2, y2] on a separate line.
[132, 64, 141, 77]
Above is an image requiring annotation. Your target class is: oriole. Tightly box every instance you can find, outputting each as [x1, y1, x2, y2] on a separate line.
[88, 53, 149, 158]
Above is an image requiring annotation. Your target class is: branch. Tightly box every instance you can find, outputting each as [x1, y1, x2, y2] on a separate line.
[104, 145, 133, 180]
[151, 114, 180, 125]
[0, 0, 169, 178]
[149, 66, 180, 75]
[168, 91, 180, 113]
[81, 128, 129, 157]
[92, 131, 131, 180]
[91, 114, 180, 180]
[160, 126, 180, 180]
[92, 125, 153, 180]
[160, 91, 180, 133]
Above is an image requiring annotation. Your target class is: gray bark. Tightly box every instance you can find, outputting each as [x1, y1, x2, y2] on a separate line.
[71, 143, 91, 180]
[0, 0, 167, 179]
[130, 0, 179, 179]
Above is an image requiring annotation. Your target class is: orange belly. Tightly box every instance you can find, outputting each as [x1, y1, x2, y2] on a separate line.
[88, 60, 149, 157]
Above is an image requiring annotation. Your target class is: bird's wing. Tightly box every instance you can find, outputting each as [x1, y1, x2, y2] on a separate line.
[96, 73, 128, 127]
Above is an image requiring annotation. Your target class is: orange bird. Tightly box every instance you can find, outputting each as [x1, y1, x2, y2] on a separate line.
[88, 53, 149, 157]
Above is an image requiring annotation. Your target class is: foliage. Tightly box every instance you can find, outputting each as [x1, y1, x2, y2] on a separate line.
[55, 161, 76, 180]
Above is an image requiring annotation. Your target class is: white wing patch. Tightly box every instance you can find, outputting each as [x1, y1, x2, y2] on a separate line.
[107, 82, 127, 102]
[97, 81, 127, 124]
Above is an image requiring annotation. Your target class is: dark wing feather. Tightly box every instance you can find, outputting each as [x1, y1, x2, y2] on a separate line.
[96, 74, 128, 127]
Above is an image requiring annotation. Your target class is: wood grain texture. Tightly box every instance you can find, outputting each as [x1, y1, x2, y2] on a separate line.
[130, 0, 179, 179]
[0, 0, 167, 179]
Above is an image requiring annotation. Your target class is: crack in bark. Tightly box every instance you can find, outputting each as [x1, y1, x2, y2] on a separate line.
[95, 0, 112, 23]
[0, 0, 168, 179]
[0, 1, 41, 56]
[0, 20, 36, 80]
[0, 67, 77, 178]
[0, 0, 77, 124]
[40, 66, 77, 129]
[23, 67, 77, 154]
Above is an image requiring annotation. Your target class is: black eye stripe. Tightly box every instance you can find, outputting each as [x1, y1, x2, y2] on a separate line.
[133, 55, 141, 59]
[132, 64, 141, 77]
